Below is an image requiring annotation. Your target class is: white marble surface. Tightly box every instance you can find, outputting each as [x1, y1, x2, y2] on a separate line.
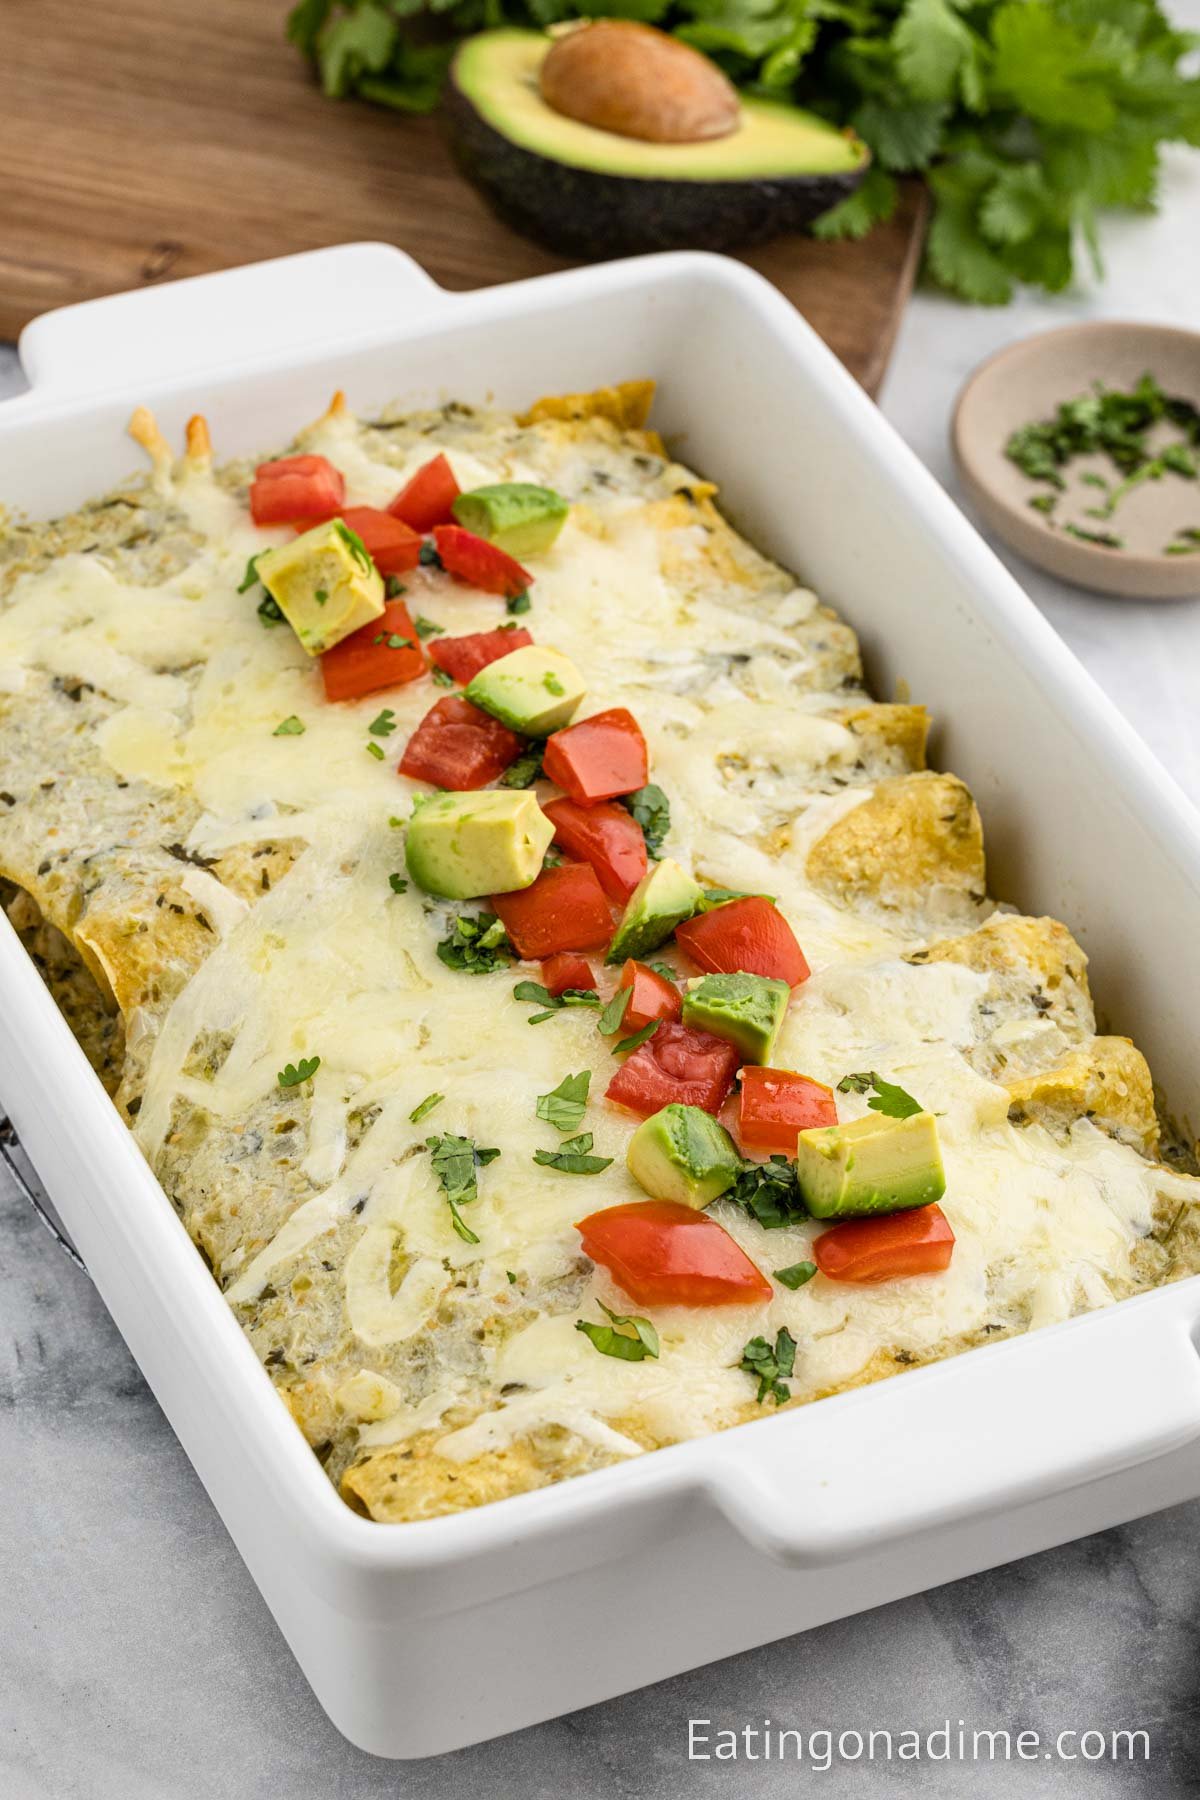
[5, 92, 1200, 1795]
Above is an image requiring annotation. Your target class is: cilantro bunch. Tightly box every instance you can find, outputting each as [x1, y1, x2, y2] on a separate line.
[287, 0, 1200, 304]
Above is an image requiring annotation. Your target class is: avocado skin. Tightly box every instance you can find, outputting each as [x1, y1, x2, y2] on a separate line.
[443, 87, 867, 258]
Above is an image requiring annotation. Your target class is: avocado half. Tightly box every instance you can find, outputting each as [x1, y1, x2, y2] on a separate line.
[444, 30, 869, 258]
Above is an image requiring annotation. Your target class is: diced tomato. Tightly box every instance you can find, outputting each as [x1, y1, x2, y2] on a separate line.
[250, 454, 345, 526]
[606, 1020, 740, 1118]
[335, 506, 422, 577]
[541, 952, 596, 996]
[542, 708, 649, 805]
[433, 524, 531, 600]
[539, 957, 597, 1000]
[429, 626, 533, 685]
[676, 895, 810, 988]
[398, 694, 521, 790]
[321, 599, 425, 702]
[542, 797, 647, 903]
[813, 1204, 955, 1285]
[577, 1200, 771, 1308]
[387, 454, 460, 533]
[617, 959, 682, 1032]
[737, 1067, 838, 1154]
[492, 863, 613, 958]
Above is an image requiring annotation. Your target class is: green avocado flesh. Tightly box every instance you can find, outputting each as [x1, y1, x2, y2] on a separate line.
[681, 973, 790, 1065]
[607, 859, 703, 965]
[453, 483, 568, 560]
[794, 1111, 946, 1220]
[405, 789, 553, 900]
[627, 1104, 742, 1208]
[451, 32, 866, 183]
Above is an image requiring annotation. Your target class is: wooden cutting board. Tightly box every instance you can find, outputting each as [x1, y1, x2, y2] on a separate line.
[0, 0, 927, 395]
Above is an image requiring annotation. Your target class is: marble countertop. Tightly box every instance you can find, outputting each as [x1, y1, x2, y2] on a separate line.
[4, 139, 1200, 1798]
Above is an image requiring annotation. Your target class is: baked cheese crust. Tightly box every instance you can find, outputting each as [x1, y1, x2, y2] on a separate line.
[2, 384, 1197, 1523]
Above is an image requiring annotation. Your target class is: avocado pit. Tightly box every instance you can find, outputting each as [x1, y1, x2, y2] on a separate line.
[539, 21, 740, 146]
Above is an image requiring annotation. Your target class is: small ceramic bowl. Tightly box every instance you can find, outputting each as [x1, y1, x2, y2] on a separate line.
[952, 320, 1200, 600]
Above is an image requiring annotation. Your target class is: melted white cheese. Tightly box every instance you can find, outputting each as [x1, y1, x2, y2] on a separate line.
[6, 408, 1194, 1475]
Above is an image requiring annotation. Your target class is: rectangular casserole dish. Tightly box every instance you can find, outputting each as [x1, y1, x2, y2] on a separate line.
[4, 242, 1200, 1758]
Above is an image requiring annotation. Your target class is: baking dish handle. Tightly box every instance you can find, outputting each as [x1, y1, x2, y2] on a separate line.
[15, 243, 449, 401]
[706, 1290, 1200, 1568]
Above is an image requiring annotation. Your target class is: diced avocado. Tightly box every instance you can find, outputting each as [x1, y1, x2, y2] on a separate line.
[452, 483, 569, 560]
[465, 645, 585, 734]
[405, 790, 554, 900]
[256, 520, 384, 656]
[681, 973, 790, 1065]
[627, 1104, 742, 1209]
[606, 858, 703, 964]
[794, 1111, 946, 1220]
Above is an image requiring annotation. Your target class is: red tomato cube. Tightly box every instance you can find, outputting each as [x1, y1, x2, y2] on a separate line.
[542, 797, 647, 903]
[433, 525, 531, 600]
[398, 695, 522, 790]
[577, 1201, 771, 1308]
[737, 1067, 838, 1154]
[676, 896, 810, 987]
[387, 454, 460, 533]
[813, 1205, 955, 1285]
[429, 626, 533, 685]
[541, 952, 596, 996]
[492, 863, 613, 958]
[322, 599, 425, 702]
[250, 454, 345, 526]
[606, 1021, 740, 1118]
[542, 708, 648, 804]
[617, 959, 682, 1031]
[336, 506, 423, 577]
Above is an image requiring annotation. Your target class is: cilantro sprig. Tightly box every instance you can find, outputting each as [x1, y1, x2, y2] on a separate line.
[278, 1055, 320, 1090]
[288, 1, 1200, 307]
[837, 1071, 923, 1119]
[536, 1070, 591, 1134]
[533, 1132, 613, 1174]
[426, 1132, 500, 1244]
[437, 912, 512, 974]
[739, 1328, 797, 1407]
[576, 1301, 659, 1363]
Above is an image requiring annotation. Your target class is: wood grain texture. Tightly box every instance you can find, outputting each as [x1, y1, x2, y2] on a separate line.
[0, 0, 927, 393]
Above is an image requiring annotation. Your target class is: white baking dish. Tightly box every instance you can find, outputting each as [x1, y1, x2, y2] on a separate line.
[4, 243, 1200, 1759]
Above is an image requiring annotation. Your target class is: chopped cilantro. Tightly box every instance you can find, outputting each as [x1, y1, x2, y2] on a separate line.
[597, 987, 633, 1036]
[1028, 493, 1057, 517]
[368, 708, 398, 737]
[774, 1261, 818, 1291]
[385, 577, 407, 599]
[532, 1132, 613, 1174]
[621, 784, 670, 860]
[409, 1092, 443, 1125]
[698, 886, 775, 911]
[257, 593, 284, 628]
[513, 978, 600, 1024]
[739, 1328, 797, 1406]
[613, 1020, 660, 1056]
[426, 1132, 500, 1244]
[419, 541, 443, 569]
[1063, 523, 1125, 549]
[437, 912, 511, 974]
[278, 1055, 320, 1090]
[576, 1301, 659, 1363]
[729, 1155, 807, 1230]
[506, 1269, 517, 1285]
[273, 715, 305, 737]
[500, 741, 545, 789]
[365, 741, 386, 760]
[536, 1070, 590, 1134]
[388, 872, 408, 895]
[836, 1071, 923, 1118]
[335, 520, 372, 571]
[431, 666, 455, 688]
[238, 552, 266, 594]
[506, 589, 531, 615]
[414, 614, 445, 638]
[543, 671, 565, 696]
[314, 588, 328, 607]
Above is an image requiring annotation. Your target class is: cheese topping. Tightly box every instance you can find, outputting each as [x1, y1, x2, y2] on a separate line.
[2, 394, 1194, 1519]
